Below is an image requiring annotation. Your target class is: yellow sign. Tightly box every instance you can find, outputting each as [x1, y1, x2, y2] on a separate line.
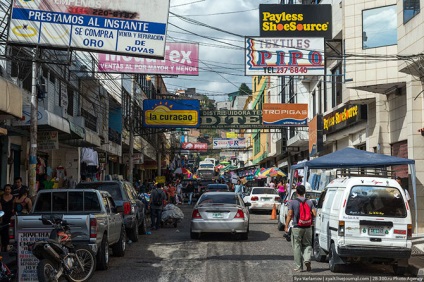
[155, 176, 166, 184]
[145, 105, 198, 127]
[226, 132, 238, 138]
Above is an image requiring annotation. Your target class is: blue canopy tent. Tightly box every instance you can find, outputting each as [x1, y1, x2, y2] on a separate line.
[289, 147, 418, 231]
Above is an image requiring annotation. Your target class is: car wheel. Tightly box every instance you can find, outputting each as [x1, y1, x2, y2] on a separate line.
[277, 218, 284, 231]
[240, 228, 249, 240]
[111, 227, 126, 257]
[313, 236, 326, 262]
[329, 243, 342, 273]
[96, 236, 109, 270]
[128, 220, 139, 242]
[138, 215, 147, 235]
[393, 264, 407, 276]
[190, 229, 200, 239]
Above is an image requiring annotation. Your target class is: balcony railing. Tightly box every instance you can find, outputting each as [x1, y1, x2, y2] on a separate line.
[81, 109, 97, 132]
[108, 128, 122, 145]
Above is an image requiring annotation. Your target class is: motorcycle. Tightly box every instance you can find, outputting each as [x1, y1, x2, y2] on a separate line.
[0, 211, 14, 282]
[31, 216, 96, 282]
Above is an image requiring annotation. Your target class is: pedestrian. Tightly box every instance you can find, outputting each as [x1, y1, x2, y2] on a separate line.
[12, 177, 28, 197]
[285, 184, 316, 272]
[234, 180, 243, 195]
[167, 183, 176, 204]
[0, 184, 14, 251]
[396, 176, 411, 201]
[277, 180, 286, 202]
[269, 180, 276, 189]
[186, 181, 195, 205]
[149, 183, 166, 230]
[14, 188, 32, 215]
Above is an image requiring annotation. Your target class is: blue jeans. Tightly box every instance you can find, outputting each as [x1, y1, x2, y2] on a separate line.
[150, 208, 162, 229]
[188, 192, 194, 205]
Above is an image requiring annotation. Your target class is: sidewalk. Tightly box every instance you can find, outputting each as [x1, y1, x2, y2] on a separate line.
[409, 237, 424, 276]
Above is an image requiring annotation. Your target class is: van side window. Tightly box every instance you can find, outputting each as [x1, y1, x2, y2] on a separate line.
[323, 189, 337, 211]
[316, 189, 326, 209]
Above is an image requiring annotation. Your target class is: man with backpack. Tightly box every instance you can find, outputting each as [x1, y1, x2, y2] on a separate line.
[149, 183, 167, 230]
[285, 184, 316, 272]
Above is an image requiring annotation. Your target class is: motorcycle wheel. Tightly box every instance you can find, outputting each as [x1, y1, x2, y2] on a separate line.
[37, 259, 58, 282]
[67, 246, 96, 282]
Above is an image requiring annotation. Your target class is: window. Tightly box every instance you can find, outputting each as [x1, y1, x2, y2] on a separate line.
[318, 82, 322, 114]
[331, 64, 342, 108]
[346, 186, 407, 217]
[312, 89, 316, 117]
[362, 5, 397, 49]
[254, 133, 260, 155]
[404, 0, 420, 23]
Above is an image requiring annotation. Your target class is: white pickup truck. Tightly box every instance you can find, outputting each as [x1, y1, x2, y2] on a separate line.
[11, 189, 126, 281]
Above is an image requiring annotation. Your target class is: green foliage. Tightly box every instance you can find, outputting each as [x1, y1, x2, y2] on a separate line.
[239, 83, 252, 95]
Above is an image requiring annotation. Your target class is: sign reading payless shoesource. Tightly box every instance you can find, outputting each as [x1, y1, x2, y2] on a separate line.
[259, 4, 332, 39]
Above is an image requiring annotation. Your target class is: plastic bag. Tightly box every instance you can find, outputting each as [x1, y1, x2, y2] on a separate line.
[162, 204, 184, 221]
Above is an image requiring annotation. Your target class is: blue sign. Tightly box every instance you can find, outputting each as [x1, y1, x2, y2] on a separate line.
[143, 99, 200, 128]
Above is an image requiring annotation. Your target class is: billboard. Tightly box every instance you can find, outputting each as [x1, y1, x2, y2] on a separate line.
[200, 109, 270, 129]
[245, 37, 324, 76]
[8, 0, 170, 58]
[262, 103, 308, 126]
[259, 4, 332, 39]
[143, 99, 200, 128]
[98, 42, 199, 75]
[323, 104, 367, 134]
[213, 138, 246, 149]
[181, 142, 207, 151]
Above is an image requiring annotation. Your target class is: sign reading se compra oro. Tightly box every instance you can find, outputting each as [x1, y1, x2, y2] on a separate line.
[8, 0, 170, 58]
[259, 4, 332, 39]
[143, 100, 200, 128]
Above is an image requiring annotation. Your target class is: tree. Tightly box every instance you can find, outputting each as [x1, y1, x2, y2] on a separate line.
[239, 83, 252, 95]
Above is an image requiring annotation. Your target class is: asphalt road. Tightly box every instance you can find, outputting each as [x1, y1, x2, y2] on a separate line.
[90, 205, 412, 282]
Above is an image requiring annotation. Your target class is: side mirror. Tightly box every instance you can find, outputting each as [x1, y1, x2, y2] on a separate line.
[244, 202, 251, 207]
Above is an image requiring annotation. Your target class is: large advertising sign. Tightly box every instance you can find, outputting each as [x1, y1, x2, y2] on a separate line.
[323, 104, 367, 134]
[98, 42, 199, 75]
[143, 99, 200, 128]
[262, 103, 308, 126]
[200, 109, 269, 129]
[181, 142, 207, 151]
[245, 37, 324, 76]
[259, 4, 332, 39]
[8, 0, 170, 58]
[213, 138, 246, 149]
[18, 231, 50, 281]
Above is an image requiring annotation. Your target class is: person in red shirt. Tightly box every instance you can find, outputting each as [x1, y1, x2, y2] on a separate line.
[167, 183, 177, 204]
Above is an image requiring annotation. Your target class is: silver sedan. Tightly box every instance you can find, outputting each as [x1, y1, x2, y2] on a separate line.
[190, 192, 250, 240]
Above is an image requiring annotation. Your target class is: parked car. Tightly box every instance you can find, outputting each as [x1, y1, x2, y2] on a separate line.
[313, 177, 412, 275]
[76, 180, 147, 243]
[278, 189, 321, 231]
[243, 187, 281, 213]
[190, 192, 250, 240]
[12, 189, 126, 273]
[205, 183, 229, 192]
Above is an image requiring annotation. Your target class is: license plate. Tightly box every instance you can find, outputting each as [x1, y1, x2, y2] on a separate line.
[261, 198, 272, 201]
[368, 227, 384, 235]
[212, 213, 223, 218]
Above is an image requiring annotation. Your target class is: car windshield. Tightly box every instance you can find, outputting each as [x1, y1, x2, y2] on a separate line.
[345, 185, 407, 217]
[252, 188, 276, 194]
[207, 184, 227, 190]
[199, 163, 214, 169]
[291, 191, 321, 200]
[198, 194, 239, 205]
[76, 183, 123, 200]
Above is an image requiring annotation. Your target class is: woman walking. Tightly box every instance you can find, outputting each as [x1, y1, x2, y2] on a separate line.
[277, 180, 287, 203]
[0, 184, 14, 251]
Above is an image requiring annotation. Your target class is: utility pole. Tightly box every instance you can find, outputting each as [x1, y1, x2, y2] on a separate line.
[29, 48, 39, 197]
[128, 74, 135, 184]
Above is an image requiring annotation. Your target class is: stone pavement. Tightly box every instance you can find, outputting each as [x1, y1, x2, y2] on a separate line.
[410, 237, 424, 276]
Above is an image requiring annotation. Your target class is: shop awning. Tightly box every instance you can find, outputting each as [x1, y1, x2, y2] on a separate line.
[68, 121, 85, 139]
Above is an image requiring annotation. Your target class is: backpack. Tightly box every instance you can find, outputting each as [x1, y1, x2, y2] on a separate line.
[296, 198, 312, 227]
[152, 189, 163, 206]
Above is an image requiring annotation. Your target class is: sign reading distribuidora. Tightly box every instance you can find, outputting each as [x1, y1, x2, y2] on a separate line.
[8, 0, 170, 58]
[259, 4, 332, 39]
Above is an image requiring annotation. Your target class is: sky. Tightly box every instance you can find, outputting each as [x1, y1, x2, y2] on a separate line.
[165, 0, 279, 102]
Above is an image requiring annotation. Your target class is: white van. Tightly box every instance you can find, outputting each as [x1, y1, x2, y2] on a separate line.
[313, 177, 412, 275]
